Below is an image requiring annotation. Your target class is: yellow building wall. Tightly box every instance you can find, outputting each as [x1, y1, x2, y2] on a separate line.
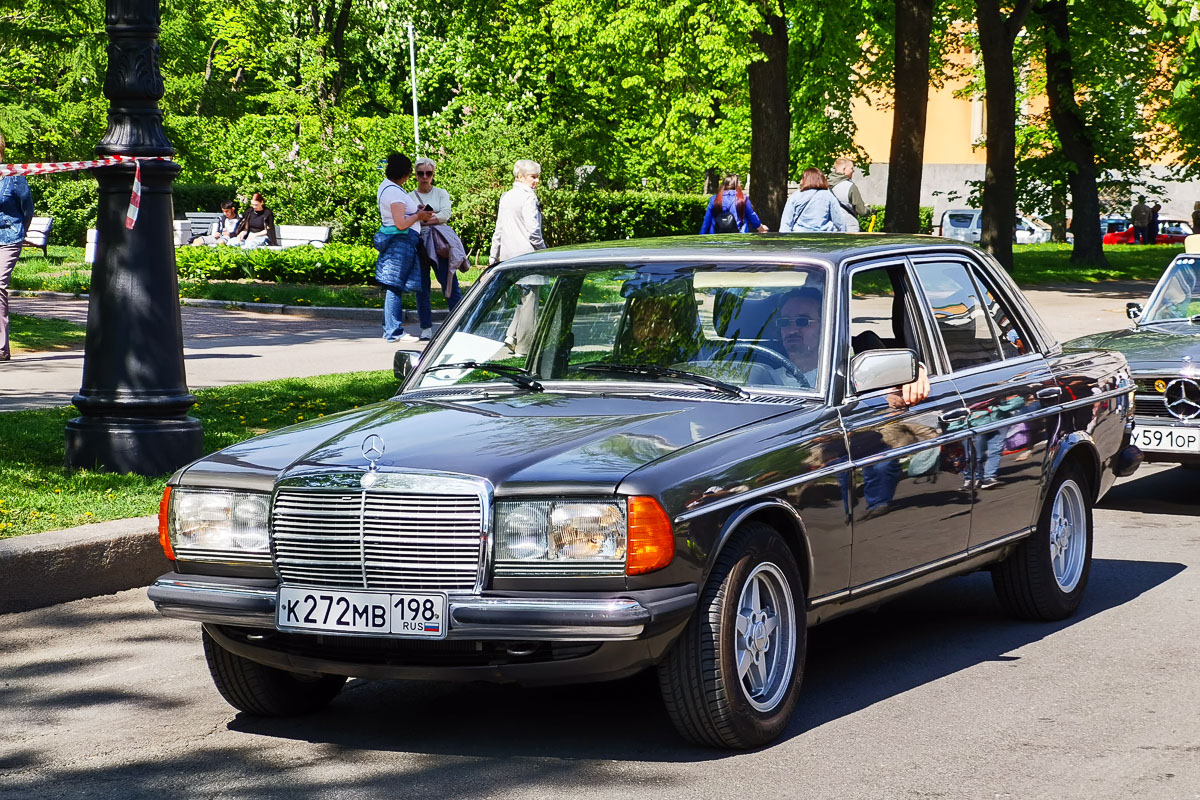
[852, 76, 986, 165]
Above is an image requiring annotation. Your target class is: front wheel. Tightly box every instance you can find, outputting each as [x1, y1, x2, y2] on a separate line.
[992, 461, 1093, 620]
[658, 522, 805, 749]
[202, 628, 347, 716]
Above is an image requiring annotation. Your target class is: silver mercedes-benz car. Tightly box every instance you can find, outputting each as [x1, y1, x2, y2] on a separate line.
[1067, 241, 1200, 467]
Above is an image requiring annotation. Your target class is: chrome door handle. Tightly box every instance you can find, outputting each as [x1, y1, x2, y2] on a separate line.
[939, 408, 970, 424]
[1036, 386, 1063, 400]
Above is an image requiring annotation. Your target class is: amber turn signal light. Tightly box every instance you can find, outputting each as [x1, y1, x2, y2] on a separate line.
[158, 486, 175, 561]
[626, 496, 674, 575]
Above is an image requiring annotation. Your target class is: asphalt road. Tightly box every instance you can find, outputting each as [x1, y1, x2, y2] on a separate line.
[1, 463, 1196, 800]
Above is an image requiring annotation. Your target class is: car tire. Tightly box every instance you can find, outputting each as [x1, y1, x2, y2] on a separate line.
[202, 628, 347, 716]
[992, 461, 1093, 621]
[657, 522, 805, 749]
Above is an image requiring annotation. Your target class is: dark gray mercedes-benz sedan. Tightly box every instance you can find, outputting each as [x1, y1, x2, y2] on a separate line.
[149, 235, 1140, 749]
[1066, 245, 1200, 467]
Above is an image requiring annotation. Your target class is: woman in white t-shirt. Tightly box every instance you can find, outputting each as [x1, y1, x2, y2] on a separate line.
[376, 153, 433, 343]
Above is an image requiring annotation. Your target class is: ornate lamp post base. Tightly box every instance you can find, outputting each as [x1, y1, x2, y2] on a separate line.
[65, 0, 203, 476]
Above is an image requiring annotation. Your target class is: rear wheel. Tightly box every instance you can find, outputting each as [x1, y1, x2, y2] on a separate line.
[202, 628, 346, 716]
[658, 522, 805, 749]
[992, 461, 1093, 620]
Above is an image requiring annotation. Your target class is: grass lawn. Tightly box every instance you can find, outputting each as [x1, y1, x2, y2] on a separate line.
[9, 314, 87, 353]
[0, 370, 398, 539]
[1009, 243, 1184, 285]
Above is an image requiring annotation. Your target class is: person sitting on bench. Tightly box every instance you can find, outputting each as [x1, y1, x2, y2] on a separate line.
[191, 201, 243, 246]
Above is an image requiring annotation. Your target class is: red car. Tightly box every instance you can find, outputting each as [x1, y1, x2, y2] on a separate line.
[1104, 219, 1194, 245]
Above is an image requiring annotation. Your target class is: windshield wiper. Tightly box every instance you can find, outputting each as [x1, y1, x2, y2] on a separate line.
[581, 363, 747, 398]
[423, 361, 543, 392]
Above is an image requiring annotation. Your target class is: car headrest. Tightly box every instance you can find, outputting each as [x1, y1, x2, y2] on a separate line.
[713, 291, 781, 340]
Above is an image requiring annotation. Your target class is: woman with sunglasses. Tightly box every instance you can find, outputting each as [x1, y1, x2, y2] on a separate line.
[412, 158, 462, 340]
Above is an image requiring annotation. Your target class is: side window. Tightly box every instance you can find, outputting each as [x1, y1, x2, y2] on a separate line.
[913, 260, 1003, 371]
[848, 264, 927, 367]
[971, 268, 1033, 358]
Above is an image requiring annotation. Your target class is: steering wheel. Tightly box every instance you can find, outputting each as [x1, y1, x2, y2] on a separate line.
[691, 342, 809, 387]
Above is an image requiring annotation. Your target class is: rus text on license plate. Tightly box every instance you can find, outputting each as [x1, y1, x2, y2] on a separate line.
[1130, 425, 1200, 453]
[276, 586, 447, 638]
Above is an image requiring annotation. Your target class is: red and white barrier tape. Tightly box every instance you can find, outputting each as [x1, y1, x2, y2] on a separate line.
[0, 154, 172, 229]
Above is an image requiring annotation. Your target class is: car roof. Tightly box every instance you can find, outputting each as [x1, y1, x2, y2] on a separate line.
[500, 233, 978, 268]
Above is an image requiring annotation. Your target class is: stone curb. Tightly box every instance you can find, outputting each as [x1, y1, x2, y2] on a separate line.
[0, 516, 168, 614]
[12, 290, 449, 324]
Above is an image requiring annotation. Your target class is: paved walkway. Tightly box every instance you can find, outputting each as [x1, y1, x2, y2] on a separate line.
[1, 297, 431, 411]
[0, 281, 1155, 412]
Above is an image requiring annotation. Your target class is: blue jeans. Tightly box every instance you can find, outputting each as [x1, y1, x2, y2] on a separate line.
[417, 254, 462, 329]
[972, 429, 1006, 480]
[863, 459, 902, 510]
[381, 284, 407, 340]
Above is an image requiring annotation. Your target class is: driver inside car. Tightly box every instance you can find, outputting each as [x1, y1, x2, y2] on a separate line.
[777, 287, 931, 405]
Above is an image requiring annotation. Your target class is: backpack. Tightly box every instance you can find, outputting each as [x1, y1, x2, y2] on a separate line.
[830, 179, 857, 216]
[712, 194, 742, 233]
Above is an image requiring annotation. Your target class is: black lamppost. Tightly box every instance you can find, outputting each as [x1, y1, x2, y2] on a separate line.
[65, 0, 203, 475]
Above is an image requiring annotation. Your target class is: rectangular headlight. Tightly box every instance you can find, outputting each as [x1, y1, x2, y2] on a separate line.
[168, 488, 272, 565]
[494, 500, 626, 577]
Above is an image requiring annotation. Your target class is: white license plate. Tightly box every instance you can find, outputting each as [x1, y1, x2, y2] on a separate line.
[276, 586, 447, 638]
[1130, 425, 1200, 453]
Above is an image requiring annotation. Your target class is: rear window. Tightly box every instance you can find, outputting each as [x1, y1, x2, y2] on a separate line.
[947, 213, 975, 228]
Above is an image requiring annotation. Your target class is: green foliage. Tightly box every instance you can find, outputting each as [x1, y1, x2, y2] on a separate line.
[174, 183, 239, 213]
[858, 205, 934, 234]
[175, 243, 377, 283]
[29, 177, 96, 246]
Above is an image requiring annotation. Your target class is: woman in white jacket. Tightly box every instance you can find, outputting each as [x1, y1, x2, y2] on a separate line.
[490, 160, 547, 354]
[489, 160, 545, 265]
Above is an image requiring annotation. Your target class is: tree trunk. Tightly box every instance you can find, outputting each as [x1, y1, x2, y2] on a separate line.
[884, 0, 935, 233]
[1037, 0, 1108, 266]
[196, 38, 220, 115]
[748, 2, 790, 229]
[975, 0, 1032, 271]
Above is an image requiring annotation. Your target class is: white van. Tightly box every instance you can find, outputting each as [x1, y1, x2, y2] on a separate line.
[937, 208, 1052, 244]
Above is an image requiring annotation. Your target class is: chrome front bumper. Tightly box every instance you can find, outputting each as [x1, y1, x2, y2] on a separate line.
[148, 574, 697, 642]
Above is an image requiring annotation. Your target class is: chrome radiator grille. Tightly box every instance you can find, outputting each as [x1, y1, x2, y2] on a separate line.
[272, 488, 484, 592]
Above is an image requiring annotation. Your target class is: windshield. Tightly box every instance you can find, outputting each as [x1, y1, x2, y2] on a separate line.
[1142, 258, 1200, 322]
[409, 261, 829, 394]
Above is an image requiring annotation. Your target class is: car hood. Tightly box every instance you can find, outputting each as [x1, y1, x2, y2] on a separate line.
[1066, 325, 1200, 372]
[178, 391, 805, 495]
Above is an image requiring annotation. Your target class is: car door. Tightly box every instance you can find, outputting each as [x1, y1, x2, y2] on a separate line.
[837, 259, 974, 589]
[910, 256, 1063, 548]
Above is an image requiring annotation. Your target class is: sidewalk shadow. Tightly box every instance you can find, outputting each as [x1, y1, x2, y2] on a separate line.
[1027, 280, 1157, 300]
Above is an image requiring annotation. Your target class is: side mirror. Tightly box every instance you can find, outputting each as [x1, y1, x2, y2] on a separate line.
[393, 349, 421, 382]
[850, 348, 918, 395]
[1126, 302, 1142, 320]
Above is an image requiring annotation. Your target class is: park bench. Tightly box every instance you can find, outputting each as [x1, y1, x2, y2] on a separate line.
[22, 216, 52, 257]
[268, 224, 331, 250]
[83, 220, 333, 264]
[182, 211, 226, 244]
